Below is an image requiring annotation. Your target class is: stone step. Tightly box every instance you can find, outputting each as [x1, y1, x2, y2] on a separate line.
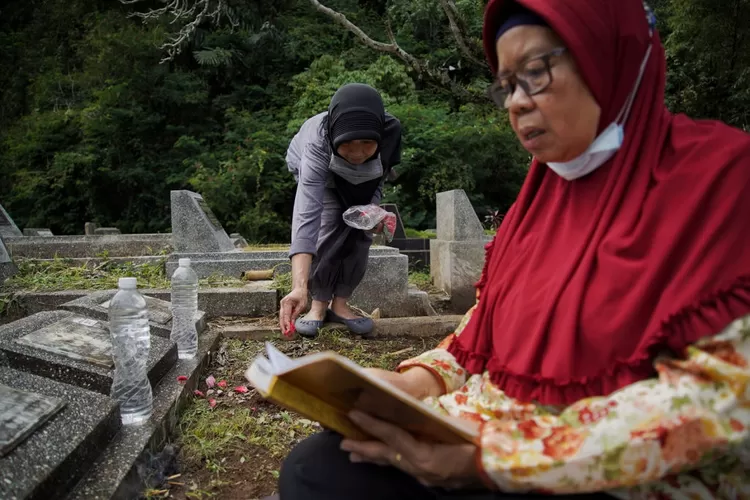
[0, 367, 120, 500]
[0, 311, 177, 395]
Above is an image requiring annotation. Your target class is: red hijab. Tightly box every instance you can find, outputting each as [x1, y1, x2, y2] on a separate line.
[447, 0, 750, 406]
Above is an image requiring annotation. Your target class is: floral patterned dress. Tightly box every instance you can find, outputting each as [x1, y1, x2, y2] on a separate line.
[397, 305, 750, 499]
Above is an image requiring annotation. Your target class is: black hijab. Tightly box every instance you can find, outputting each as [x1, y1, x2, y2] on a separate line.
[325, 84, 402, 206]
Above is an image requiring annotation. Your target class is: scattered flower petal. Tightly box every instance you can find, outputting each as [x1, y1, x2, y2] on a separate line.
[217, 380, 227, 388]
[177, 376, 188, 384]
[206, 375, 216, 388]
[206, 389, 215, 396]
[251, 407, 257, 411]
[283, 322, 296, 338]
[234, 386, 249, 394]
[209, 399, 217, 408]
[193, 390, 205, 398]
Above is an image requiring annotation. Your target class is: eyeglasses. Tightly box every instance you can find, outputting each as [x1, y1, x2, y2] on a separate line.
[488, 47, 567, 109]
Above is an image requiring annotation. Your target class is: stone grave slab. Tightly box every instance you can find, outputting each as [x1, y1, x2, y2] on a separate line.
[22, 228, 54, 237]
[93, 227, 121, 235]
[171, 190, 236, 253]
[0, 234, 17, 284]
[0, 310, 178, 395]
[0, 366, 120, 500]
[60, 290, 208, 338]
[0, 204, 22, 239]
[0, 384, 66, 457]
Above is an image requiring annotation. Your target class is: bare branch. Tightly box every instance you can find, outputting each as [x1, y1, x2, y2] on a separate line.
[438, 0, 484, 66]
[119, 0, 237, 62]
[306, 0, 477, 99]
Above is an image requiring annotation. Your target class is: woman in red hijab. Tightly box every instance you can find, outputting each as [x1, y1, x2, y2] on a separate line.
[275, 0, 750, 498]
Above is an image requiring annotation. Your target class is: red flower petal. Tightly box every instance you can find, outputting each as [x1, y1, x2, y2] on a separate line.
[234, 386, 249, 394]
[194, 390, 205, 397]
[206, 375, 216, 388]
[177, 376, 188, 384]
[217, 380, 227, 388]
[209, 399, 217, 408]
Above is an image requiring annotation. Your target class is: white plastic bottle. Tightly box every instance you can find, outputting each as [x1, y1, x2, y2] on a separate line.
[108, 277, 153, 425]
[170, 258, 198, 359]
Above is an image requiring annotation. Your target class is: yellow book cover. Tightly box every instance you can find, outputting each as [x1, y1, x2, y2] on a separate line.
[245, 343, 477, 445]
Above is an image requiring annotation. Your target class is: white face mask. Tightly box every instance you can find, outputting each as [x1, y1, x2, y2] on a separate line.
[546, 44, 653, 181]
[547, 122, 624, 181]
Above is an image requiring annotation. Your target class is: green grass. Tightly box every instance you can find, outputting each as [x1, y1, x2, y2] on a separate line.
[174, 329, 444, 498]
[0, 257, 245, 294]
[404, 228, 436, 239]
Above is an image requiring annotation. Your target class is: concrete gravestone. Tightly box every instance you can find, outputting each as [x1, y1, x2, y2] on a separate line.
[0, 204, 22, 239]
[171, 190, 236, 253]
[430, 190, 490, 313]
[0, 310, 177, 395]
[0, 384, 66, 456]
[15, 316, 115, 369]
[0, 234, 17, 284]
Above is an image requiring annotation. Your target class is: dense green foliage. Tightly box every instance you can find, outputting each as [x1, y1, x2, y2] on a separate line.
[1, 0, 748, 241]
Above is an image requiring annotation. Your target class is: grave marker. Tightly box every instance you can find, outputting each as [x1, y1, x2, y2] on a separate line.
[0, 384, 66, 457]
[0, 234, 17, 284]
[171, 190, 235, 253]
[431, 190, 490, 313]
[0, 204, 22, 239]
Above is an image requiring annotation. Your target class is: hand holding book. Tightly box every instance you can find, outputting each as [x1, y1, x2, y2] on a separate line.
[245, 343, 479, 444]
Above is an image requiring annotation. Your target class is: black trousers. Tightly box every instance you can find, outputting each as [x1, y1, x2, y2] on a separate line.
[278, 431, 615, 500]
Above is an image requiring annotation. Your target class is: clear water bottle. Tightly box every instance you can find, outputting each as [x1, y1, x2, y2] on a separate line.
[109, 277, 153, 425]
[170, 258, 198, 359]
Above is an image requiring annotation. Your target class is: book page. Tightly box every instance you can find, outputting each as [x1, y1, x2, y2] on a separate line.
[265, 342, 298, 373]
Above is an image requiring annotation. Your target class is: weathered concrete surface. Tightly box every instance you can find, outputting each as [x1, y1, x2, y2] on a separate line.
[219, 314, 465, 340]
[11, 284, 278, 319]
[66, 329, 222, 500]
[5, 234, 173, 259]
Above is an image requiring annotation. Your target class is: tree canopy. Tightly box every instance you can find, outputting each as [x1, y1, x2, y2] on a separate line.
[0, 0, 747, 240]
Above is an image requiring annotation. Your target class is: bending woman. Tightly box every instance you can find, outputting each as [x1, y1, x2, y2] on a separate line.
[278, 0, 750, 498]
[279, 84, 401, 338]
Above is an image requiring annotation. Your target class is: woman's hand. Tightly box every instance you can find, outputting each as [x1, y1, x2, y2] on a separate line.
[340, 410, 482, 489]
[363, 367, 444, 400]
[279, 287, 308, 334]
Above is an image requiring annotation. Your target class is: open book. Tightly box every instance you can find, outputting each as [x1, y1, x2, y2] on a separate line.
[244, 343, 478, 445]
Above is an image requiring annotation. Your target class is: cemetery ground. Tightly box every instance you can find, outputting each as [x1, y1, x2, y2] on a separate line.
[0, 255, 447, 499]
[168, 328, 443, 500]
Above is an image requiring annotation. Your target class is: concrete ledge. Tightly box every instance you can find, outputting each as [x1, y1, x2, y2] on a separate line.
[6, 234, 172, 259]
[219, 314, 465, 340]
[67, 329, 222, 500]
[10, 283, 278, 319]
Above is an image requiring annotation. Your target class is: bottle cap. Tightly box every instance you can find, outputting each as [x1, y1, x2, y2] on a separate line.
[179, 258, 191, 267]
[118, 277, 137, 289]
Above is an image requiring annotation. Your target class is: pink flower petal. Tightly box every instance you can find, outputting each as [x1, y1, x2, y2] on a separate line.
[217, 380, 227, 388]
[251, 407, 257, 411]
[234, 386, 249, 394]
[209, 398, 217, 408]
[177, 375, 188, 384]
[193, 390, 205, 397]
[206, 375, 216, 388]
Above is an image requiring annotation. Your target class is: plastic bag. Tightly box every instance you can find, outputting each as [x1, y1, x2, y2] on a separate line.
[342, 204, 398, 243]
